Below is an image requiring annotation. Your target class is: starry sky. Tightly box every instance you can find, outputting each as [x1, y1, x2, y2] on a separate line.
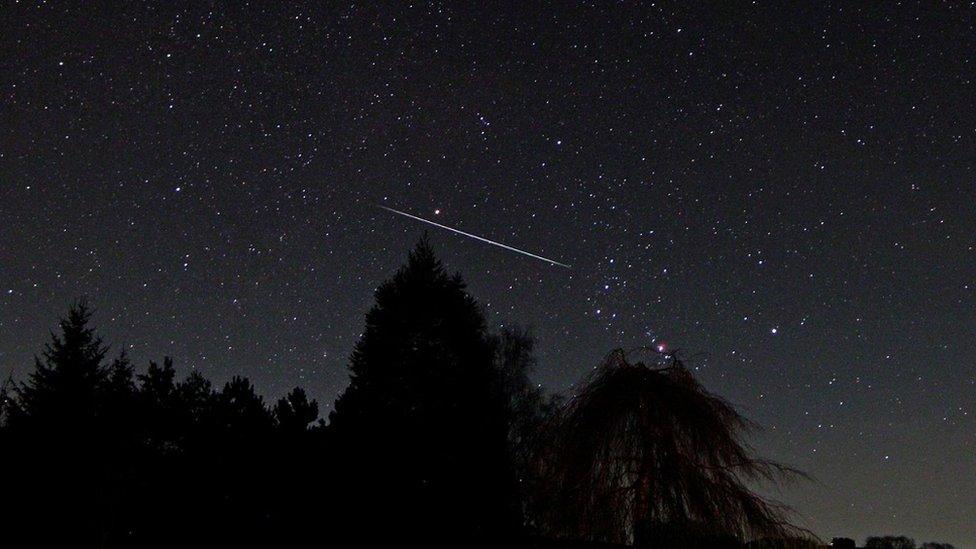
[2, 2, 975, 545]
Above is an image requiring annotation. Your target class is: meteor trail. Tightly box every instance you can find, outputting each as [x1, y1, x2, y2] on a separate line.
[378, 205, 571, 268]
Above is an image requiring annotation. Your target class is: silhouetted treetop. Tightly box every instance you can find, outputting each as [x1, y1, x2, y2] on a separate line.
[867, 536, 917, 549]
[0, 247, 860, 549]
[219, 376, 274, 432]
[328, 237, 521, 546]
[331, 236, 494, 429]
[140, 358, 177, 403]
[7, 301, 109, 431]
[104, 349, 136, 396]
[274, 387, 319, 431]
[920, 542, 956, 549]
[534, 349, 808, 546]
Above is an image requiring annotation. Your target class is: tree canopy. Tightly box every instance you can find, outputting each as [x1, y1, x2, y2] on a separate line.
[533, 349, 807, 546]
[329, 236, 521, 546]
[0, 241, 850, 549]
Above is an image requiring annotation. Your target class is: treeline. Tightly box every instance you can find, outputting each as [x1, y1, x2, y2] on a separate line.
[0, 239, 946, 548]
[0, 240, 553, 548]
[1, 305, 328, 547]
[830, 537, 955, 549]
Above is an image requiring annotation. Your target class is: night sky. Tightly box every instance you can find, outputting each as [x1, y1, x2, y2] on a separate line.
[3, 2, 975, 545]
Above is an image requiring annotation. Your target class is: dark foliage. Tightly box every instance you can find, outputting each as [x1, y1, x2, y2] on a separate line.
[0, 242, 887, 549]
[866, 536, 917, 549]
[744, 537, 822, 549]
[532, 349, 809, 546]
[0, 240, 540, 548]
[0, 303, 323, 548]
[493, 326, 562, 525]
[3, 302, 115, 545]
[274, 387, 320, 433]
[328, 237, 522, 547]
[920, 543, 956, 549]
[860, 536, 955, 549]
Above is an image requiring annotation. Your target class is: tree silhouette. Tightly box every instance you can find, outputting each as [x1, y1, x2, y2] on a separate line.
[218, 375, 275, 433]
[492, 326, 561, 530]
[269, 386, 325, 544]
[329, 236, 521, 546]
[866, 536, 917, 549]
[7, 302, 108, 431]
[494, 327, 549, 455]
[5, 248, 956, 549]
[533, 349, 807, 547]
[0, 374, 12, 428]
[138, 357, 183, 454]
[0, 302, 313, 547]
[3, 302, 117, 546]
[274, 386, 319, 432]
[745, 537, 822, 549]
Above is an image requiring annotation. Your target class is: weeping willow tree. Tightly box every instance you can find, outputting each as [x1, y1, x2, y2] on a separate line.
[533, 349, 809, 547]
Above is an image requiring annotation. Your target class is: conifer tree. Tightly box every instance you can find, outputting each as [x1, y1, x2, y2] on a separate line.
[330, 236, 521, 546]
[219, 376, 274, 433]
[4, 302, 114, 546]
[274, 387, 319, 432]
[9, 302, 108, 431]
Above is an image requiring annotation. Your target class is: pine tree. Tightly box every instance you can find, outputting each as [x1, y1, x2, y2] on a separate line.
[9, 302, 109, 431]
[100, 348, 139, 448]
[138, 357, 180, 450]
[173, 369, 217, 439]
[274, 387, 319, 432]
[329, 237, 521, 546]
[218, 376, 274, 433]
[4, 302, 115, 546]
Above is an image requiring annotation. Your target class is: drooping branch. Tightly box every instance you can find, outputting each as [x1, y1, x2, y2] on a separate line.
[532, 349, 812, 545]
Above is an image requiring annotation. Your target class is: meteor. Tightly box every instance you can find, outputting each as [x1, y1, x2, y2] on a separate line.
[378, 205, 571, 268]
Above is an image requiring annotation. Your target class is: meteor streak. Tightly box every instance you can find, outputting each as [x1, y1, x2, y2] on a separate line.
[378, 205, 571, 268]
